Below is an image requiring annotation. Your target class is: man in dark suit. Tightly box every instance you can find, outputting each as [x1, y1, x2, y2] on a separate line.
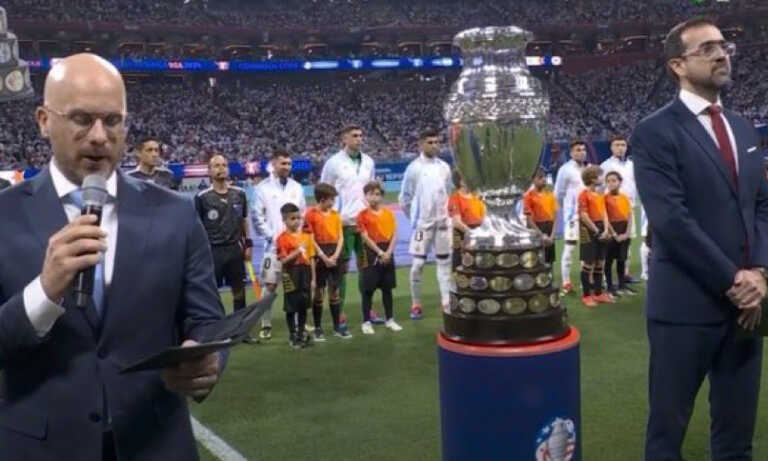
[0, 53, 225, 460]
[633, 17, 768, 461]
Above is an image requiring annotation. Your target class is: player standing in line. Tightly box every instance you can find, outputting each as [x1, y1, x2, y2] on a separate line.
[252, 148, 306, 340]
[399, 128, 453, 319]
[553, 140, 588, 294]
[600, 134, 643, 283]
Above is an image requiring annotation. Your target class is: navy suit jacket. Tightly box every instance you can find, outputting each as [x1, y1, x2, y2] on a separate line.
[633, 98, 768, 324]
[0, 168, 226, 460]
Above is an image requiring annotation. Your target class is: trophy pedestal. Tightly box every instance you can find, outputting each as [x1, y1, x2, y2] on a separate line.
[447, 241, 568, 345]
[438, 329, 582, 461]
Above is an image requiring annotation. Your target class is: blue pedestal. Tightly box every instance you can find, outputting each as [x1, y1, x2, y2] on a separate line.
[438, 328, 581, 461]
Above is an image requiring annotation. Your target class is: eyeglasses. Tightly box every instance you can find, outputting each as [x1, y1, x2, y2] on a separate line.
[681, 41, 736, 60]
[43, 106, 128, 131]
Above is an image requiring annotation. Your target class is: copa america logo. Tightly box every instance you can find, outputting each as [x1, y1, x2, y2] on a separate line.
[535, 417, 576, 461]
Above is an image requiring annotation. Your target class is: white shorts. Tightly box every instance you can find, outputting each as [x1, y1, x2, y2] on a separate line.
[409, 223, 452, 259]
[260, 252, 282, 285]
[564, 214, 580, 242]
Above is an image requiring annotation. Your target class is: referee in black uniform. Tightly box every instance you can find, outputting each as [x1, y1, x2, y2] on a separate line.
[128, 137, 180, 190]
[195, 155, 254, 331]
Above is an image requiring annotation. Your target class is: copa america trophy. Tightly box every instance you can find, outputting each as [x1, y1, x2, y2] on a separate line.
[0, 7, 34, 102]
[444, 26, 568, 344]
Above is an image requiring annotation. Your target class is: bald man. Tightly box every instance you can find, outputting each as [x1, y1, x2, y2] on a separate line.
[195, 155, 253, 335]
[0, 54, 226, 460]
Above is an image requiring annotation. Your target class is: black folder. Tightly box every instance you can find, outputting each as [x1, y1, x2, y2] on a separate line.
[120, 293, 277, 374]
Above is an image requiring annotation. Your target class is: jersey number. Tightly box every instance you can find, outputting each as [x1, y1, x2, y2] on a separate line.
[263, 258, 271, 269]
[415, 231, 424, 242]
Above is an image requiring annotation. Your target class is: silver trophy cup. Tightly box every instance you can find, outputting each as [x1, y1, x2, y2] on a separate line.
[444, 26, 567, 344]
[0, 7, 34, 103]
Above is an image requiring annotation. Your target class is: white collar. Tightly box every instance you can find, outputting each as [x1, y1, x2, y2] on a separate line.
[49, 160, 118, 200]
[420, 153, 438, 162]
[679, 88, 723, 117]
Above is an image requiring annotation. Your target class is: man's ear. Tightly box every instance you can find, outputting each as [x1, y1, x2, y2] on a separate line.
[36, 107, 50, 139]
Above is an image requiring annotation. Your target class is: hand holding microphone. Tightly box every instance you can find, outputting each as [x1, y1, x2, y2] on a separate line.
[40, 174, 108, 305]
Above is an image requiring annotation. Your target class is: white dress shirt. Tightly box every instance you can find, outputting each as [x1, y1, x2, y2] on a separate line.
[23, 161, 118, 336]
[679, 88, 739, 173]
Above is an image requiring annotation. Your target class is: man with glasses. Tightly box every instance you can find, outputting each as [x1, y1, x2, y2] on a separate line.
[633, 17, 767, 461]
[0, 53, 226, 460]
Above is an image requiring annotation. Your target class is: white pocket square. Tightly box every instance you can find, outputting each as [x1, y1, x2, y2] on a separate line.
[747, 146, 757, 153]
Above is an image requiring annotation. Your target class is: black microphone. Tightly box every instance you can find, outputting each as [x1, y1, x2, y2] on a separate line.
[74, 174, 108, 308]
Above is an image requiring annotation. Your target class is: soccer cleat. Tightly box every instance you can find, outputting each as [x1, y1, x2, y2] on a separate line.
[561, 281, 573, 295]
[300, 332, 313, 348]
[593, 293, 616, 304]
[313, 328, 327, 342]
[581, 295, 598, 307]
[241, 334, 258, 345]
[259, 326, 272, 341]
[410, 305, 423, 320]
[361, 321, 375, 335]
[385, 319, 403, 332]
[369, 309, 386, 325]
[618, 286, 637, 296]
[333, 326, 353, 339]
[608, 289, 621, 299]
[289, 334, 301, 349]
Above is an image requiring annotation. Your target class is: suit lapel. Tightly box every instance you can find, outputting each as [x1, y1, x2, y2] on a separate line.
[22, 168, 68, 253]
[724, 111, 751, 203]
[100, 171, 153, 339]
[672, 100, 738, 198]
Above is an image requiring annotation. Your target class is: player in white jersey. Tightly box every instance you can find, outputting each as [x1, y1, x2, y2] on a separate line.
[252, 148, 306, 339]
[399, 129, 453, 319]
[600, 135, 643, 286]
[553, 140, 587, 294]
[320, 124, 378, 323]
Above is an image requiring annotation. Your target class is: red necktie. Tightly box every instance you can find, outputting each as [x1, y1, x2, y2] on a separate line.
[706, 105, 738, 186]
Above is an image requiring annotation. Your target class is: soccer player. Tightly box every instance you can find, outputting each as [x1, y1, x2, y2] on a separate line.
[447, 170, 486, 271]
[252, 148, 306, 340]
[127, 137, 180, 190]
[600, 134, 642, 283]
[553, 140, 588, 294]
[577, 165, 614, 306]
[399, 128, 453, 319]
[357, 181, 402, 335]
[320, 124, 380, 323]
[195, 155, 254, 339]
[604, 171, 636, 297]
[276, 203, 316, 349]
[304, 182, 351, 340]
[523, 168, 558, 265]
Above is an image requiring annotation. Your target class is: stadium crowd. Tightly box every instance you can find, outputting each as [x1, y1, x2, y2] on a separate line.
[5, 0, 764, 30]
[2, 44, 767, 170]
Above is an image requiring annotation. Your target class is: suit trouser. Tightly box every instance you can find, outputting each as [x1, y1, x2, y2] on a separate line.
[645, 319, 762, 461]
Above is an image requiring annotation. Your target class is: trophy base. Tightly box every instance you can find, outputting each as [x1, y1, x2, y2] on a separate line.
[445, 239, 568, 345]
[442, 308, 569, 346]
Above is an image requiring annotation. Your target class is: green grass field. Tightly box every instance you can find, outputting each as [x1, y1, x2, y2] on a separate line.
[192, 241, 768, 460]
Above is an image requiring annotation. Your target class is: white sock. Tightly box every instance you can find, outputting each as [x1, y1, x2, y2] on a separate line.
[641, 242, 650, 278]
[436, 257, 452, 307]
[410, 257, 425, 307]
[561, 243, 576, 283]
